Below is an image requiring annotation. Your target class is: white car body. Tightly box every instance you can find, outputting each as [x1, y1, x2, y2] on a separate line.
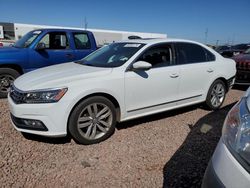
[8, 39, 236, 138]
[202, 87, 250, 188]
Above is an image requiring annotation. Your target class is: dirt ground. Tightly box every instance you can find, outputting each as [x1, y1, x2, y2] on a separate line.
[0, 86, 247, 188]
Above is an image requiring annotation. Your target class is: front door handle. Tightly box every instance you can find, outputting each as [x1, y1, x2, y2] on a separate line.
[170, 73, 179, 78]
[207, 68, 214, 73]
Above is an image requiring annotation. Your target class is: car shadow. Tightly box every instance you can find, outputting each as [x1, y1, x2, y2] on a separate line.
[117, 104, 201, 130]
[162, 102, 236, 188]
[22, 104, 202, 144]
[21, 132, 72, 145]
[22, 102, 203, 144]
[20, 101, 236, 149]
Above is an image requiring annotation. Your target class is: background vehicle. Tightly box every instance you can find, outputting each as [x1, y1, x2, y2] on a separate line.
[0, 23, 15, 47]
[0, 22, 167, 48]
[202, 87, 250, 188]
[0, 28, 98, 98]
[8, 39, 236, 145]
[215, 45, 232, 56]
[216, 43, 250, 58]
[232, 48, 250, 85]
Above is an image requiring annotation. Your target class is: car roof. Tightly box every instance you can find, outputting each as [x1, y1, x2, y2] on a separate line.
[119, 38, 207, 46]
[32, 28, 92, 33]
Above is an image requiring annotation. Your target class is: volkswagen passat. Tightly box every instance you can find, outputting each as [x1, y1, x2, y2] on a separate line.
[8, 39, 236, 144]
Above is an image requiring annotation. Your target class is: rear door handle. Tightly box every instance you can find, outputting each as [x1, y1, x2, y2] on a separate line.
[207, 68, 214, 73]
[170, 73, 179, 78]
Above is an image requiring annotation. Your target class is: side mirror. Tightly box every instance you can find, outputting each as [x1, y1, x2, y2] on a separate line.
[36, 42, 46, 50]
[132, 61, 152, 71]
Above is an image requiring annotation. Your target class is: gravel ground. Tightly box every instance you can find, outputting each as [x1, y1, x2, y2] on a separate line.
[0, 87, 247, 188]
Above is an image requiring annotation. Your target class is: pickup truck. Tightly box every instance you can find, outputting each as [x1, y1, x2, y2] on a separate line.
[0, 28, 98, 97]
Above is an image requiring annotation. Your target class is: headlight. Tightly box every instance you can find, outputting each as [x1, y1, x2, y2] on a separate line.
[222, 95, 250, 167]
[23, 88, 68, 103]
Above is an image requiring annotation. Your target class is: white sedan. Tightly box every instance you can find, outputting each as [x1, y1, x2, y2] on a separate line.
[8, 39, 236, 144]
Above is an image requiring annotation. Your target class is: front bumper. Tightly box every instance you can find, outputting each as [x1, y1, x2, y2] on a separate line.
[8, 95, 70, 137]
[202, 139, 250, 188]
[202, 160, 225, 188]
[235, 70, 250, 85]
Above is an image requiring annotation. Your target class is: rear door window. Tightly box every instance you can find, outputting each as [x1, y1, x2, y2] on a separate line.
[175, 42, 214, 64]
[73, 33, 91, 49]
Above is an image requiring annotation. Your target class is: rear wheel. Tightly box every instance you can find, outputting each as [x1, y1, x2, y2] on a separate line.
[0, 68, 20, 98]
[68, 96, 117, 145]
[205, 80, 226, 110]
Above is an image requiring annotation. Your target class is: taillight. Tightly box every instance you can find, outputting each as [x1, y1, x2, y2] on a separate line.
[0, 43, 3, 47]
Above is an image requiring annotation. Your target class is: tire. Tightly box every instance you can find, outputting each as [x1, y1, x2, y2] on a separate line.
[68, 96, 117, 145]
[205, 80, 226, 110]
[0, 68, 20, 98]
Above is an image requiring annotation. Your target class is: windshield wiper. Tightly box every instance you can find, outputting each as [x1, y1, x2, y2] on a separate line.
[75, 61, 94, 67]
[84, 63, 95, 66]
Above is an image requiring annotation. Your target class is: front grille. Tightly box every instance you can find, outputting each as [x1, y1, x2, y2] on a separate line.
[236, 70, 250, 84]
[9, 85, 26, 104]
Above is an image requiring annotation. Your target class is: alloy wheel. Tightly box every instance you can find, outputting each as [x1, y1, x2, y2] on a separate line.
[210, 83, 225, 108]
[0, 75, 15, 93]
[77, 103, 113, 140]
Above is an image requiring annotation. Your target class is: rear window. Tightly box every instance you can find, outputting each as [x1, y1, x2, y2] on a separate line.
[205, 48, 216, 61]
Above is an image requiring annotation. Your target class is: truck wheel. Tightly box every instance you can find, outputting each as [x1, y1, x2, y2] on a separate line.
[0, 68, 20, 98]
[205, 79, 226, 110]
[68, 96, 117, 145]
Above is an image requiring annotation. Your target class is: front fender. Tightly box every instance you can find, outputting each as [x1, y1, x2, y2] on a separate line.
[63, 84, 125, 125]
[0, 48, 28, 71]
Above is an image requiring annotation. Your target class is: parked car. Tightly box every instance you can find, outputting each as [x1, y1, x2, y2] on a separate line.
[218, 43, 250, 58]
[8, 39, 236, 145]
[202, 87, 250, 188]
[215, 45, 232, 56]
[0, 28, 98, 97]
[232, 48, 250, 85]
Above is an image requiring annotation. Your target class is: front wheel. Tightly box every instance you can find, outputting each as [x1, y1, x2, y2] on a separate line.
[0, 68, 20, 98]
[68, 96, 117, 145]
[205, 80, 226, 110]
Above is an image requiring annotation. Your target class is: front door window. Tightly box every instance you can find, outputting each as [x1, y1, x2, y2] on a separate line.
[39, 32, 69, 49]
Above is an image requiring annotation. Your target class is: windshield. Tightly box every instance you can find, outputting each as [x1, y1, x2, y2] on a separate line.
[78, 42, 145, 67]
[14, 30, 42, 48]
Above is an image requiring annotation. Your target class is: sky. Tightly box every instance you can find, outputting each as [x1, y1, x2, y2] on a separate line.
[1, 0, 250, 45]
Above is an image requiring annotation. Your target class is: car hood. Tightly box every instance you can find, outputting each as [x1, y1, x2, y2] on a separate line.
[0, 46, 24, 53]
[0, 46, 27, 60]
[14, 62, 113, 91]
